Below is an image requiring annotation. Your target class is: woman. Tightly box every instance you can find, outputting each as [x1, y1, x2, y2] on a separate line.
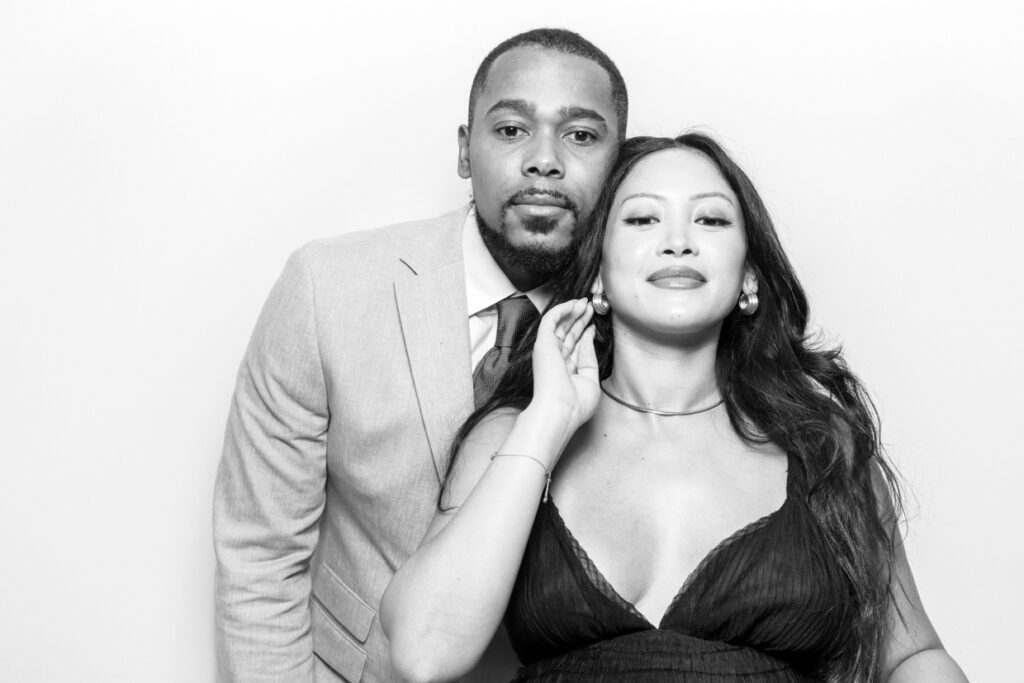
[380, 134, 968, 682]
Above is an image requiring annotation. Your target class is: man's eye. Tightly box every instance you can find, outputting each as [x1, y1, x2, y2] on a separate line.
[497, 126, 526, 139]
[623, 216, 657, 227]
[567, 130, 597, 145]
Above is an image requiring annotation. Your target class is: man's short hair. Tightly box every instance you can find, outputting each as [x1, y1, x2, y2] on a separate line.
[468, 28, 628, 141]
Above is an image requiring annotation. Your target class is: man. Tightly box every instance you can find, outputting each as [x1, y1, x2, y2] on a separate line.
[214, 28, 627, 682]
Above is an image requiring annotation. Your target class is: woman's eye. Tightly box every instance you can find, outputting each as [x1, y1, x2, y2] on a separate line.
[623, 215, 658, 227]
[696, 215, 732, 227]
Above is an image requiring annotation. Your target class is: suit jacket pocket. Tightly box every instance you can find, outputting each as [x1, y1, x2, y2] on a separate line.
[311, 564, 376, 681]
[311, 600, 367, 683]
[312, 563, 376, 642]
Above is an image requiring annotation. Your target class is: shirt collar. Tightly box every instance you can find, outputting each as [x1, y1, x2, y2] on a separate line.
[463, 206, 552, 317]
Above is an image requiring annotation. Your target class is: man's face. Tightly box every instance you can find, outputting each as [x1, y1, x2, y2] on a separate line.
[458, 46, 619, 282]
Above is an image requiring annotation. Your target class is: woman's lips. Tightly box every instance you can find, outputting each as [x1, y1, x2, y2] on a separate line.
[647, 266, 707, 289]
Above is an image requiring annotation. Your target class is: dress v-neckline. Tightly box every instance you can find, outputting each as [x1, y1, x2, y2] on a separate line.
[547, 456, 792, 630]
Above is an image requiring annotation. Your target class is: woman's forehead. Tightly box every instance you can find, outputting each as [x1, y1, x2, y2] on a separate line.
[615, 149, 736, 204]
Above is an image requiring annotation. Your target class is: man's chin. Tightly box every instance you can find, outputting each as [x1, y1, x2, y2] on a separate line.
[505, 231, 573, 255]
[500, 242, 574, 277]
[507, 205, 572, 235]
[476, 213, 576, 277]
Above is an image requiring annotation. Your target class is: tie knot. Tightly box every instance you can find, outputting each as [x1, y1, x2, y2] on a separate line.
[494, 296, 538, 349]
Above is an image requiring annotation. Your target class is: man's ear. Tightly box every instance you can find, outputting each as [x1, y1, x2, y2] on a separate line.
[457, 125, 471, 179]
[742, 268, 759, 294]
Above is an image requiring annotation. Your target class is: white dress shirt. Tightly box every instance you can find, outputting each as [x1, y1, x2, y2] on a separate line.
[463, 208, 551, 369]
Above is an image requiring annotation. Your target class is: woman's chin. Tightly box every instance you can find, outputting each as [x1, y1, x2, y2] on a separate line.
[614, 315, 725, 348]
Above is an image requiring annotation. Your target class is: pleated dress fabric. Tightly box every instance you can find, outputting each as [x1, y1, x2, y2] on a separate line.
[504, 453, 854, 682]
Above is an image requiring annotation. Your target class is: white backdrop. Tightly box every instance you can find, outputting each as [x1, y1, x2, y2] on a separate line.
[1, 1, 1020, 680]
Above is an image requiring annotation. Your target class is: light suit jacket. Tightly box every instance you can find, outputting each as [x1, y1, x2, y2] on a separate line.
[214, 206, 482, 682]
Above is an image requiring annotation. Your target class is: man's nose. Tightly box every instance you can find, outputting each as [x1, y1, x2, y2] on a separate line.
[522, 134, 564, 178]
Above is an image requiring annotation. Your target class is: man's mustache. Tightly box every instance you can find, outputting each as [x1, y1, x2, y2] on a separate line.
[503, 188, 579, 216]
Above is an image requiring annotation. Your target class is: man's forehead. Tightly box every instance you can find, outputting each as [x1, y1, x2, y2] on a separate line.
[477, 46, 614, 119]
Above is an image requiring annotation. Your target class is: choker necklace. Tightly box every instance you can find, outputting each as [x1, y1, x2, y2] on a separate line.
[600, 383, 724, 417]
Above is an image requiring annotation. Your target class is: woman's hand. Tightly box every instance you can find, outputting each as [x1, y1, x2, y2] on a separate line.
[529, 298, 600, 435]
[382, 300, 600, 682]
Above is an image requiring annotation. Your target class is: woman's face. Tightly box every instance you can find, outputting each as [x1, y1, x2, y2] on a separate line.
[600, 148, 750, 342]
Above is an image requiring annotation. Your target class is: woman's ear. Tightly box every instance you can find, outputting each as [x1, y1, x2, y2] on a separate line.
[590, 273, 611, 316]
[742, 268, 759, 295]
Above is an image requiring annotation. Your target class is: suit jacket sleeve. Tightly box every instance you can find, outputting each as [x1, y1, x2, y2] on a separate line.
[214, 246, 329, 682]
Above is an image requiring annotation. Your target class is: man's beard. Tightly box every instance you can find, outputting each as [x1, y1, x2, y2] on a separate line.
[475, 191, 581, 278]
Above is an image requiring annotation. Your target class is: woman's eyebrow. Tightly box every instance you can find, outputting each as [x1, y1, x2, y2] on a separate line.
[690, 191, 734, 205]
[618, 191, 736, 208]
[619, 192, 666, 204]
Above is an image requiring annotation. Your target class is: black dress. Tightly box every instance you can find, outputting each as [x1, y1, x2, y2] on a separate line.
[504, 454, 854, 682]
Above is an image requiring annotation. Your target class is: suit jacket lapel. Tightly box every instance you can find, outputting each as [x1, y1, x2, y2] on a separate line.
[394, 208, 474, 482]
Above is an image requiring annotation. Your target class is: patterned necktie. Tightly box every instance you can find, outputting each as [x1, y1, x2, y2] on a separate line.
[472, 296, 539, 409]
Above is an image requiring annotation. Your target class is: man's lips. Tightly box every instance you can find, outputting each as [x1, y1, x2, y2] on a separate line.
[504, 189, 578, 223]
[508, 188, 572, 209]
[512, 194, 569, 208]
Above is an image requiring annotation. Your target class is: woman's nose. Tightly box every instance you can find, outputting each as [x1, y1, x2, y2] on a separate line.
[659, 217, 696, 256]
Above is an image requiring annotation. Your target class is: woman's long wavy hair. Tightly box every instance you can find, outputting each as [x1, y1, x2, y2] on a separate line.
[448, 133, 902, 682]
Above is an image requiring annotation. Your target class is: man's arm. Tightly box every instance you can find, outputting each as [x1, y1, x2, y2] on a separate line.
[214, 247, 329, 682]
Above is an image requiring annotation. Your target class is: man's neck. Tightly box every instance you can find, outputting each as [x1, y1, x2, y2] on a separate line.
[494, 258, 546, 293]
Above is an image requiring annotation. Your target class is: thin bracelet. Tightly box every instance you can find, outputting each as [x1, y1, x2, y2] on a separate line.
[490, 452, 551, 503]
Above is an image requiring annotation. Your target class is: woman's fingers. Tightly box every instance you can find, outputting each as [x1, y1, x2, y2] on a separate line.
[532, 302, 599, 423]
[537, 299, 596, 374]
[567, 324, 596, 372]
[542, 299, 589, 354]
[553, 300, 584, 335]
[541, 299, 578, 339]
[575, 325, 598, 379]
[561, 301, 593, 355]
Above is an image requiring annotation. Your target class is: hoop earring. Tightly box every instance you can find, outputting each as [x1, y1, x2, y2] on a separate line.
[592, 291, 610, 316]
[738, 291, 759, 316]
